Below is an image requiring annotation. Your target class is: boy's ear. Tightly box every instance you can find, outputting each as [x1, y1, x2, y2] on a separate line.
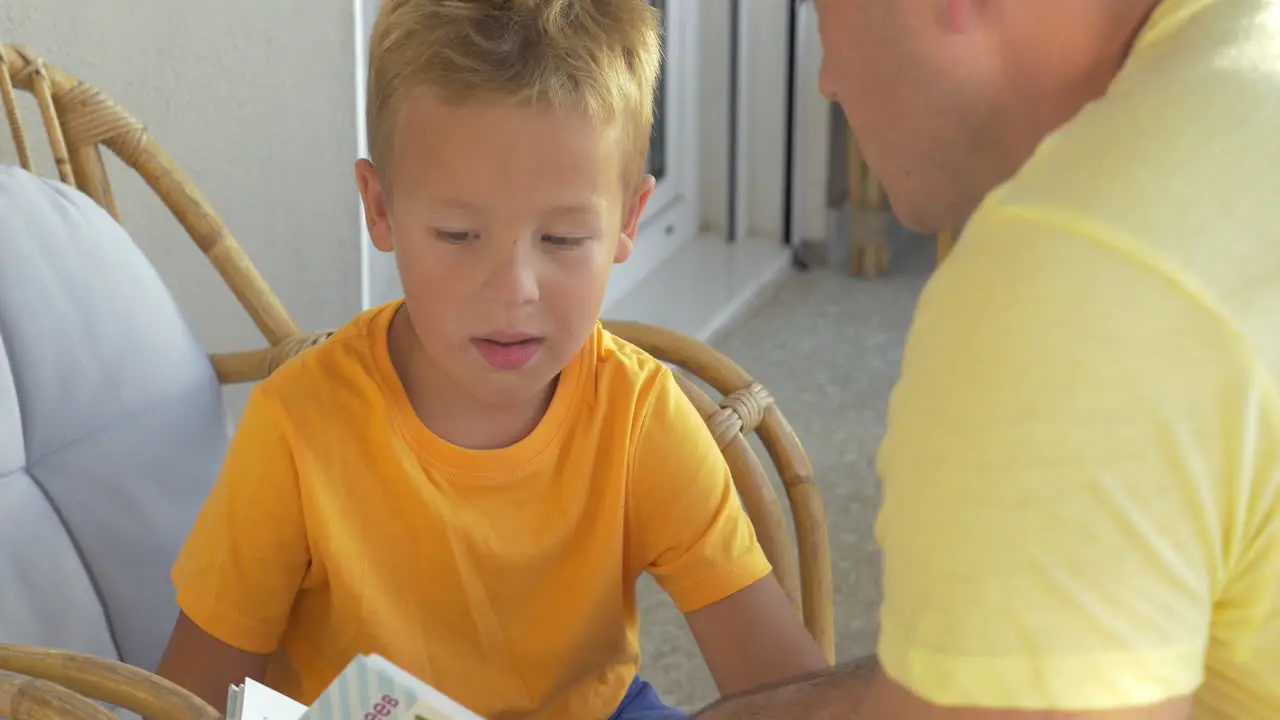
[615, 174, 656, 264]
[355, 158, 395, 253]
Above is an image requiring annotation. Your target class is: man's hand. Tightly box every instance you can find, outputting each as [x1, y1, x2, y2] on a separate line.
[684, 574, 830, 697]
[692, 657, 1194, 720]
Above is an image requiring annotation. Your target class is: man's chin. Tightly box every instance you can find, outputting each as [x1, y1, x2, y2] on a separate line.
[882, 194, 935, 235]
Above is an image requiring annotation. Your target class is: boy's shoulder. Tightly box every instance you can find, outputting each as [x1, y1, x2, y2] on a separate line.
[591, 323, 675, 398]
[584, 323, 707, 437]
[253, 301, 396, 411]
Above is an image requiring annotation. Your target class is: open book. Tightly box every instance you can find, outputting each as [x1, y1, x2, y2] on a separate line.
[226, 654, 484, 720]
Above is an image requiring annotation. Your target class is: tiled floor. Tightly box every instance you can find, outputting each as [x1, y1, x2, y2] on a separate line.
[633, 225, 937, 711]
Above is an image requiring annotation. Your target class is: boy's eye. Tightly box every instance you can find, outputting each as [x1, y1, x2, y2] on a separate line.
[542, 234, 588, 247]
[434, 229, 472, 243]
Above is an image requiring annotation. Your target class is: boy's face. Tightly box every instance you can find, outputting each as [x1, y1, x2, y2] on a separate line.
[357, 89, 653, 407]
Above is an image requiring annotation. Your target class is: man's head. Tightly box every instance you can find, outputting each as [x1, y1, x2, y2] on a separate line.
[355, 0, 660, 407]
[815, 0, 1162, 232]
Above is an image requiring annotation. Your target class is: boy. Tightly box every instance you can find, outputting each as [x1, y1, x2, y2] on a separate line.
[155, 0, 829, 718]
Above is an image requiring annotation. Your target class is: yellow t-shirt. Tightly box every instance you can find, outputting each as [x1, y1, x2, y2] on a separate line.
[171, 301, 771, 718]
[875, 0, 1280, 716]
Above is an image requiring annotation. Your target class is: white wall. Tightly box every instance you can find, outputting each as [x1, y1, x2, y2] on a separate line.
[1, 0, 362, 419]
[1, 0, 833, 421]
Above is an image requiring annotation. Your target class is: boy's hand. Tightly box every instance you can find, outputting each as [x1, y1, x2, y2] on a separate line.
[155, 612, 271, 714]
[684, 574, 830, 697]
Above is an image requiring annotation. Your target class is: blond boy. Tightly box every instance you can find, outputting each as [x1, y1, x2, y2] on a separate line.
[156, 1, 828, 717]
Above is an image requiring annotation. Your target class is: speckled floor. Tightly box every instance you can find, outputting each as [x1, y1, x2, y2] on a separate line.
[633, 224, 936, 712]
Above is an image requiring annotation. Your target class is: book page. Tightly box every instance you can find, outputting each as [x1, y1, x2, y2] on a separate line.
[402, 696, 486, 720]
[238, 678, 308, 720]
[299, 654, 486, 720]
[363, 655, 484, 720]
[227, 683, 244, 720]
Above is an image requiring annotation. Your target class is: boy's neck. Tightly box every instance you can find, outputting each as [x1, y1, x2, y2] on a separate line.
[388, 307, 556, 451]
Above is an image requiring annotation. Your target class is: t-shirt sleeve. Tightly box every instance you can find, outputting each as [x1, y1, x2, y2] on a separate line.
[170, 384, 313, 654]
[876, 205, 1242, 711]
[628, 366, 773, 613]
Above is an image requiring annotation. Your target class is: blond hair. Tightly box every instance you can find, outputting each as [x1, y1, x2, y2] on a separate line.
[366, 0, 663, 187]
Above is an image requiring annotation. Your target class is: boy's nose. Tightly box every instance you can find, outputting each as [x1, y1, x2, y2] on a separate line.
[481, 239, 540, 305]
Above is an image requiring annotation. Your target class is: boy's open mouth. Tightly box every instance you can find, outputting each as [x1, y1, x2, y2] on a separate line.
[472, 334, 544, 371]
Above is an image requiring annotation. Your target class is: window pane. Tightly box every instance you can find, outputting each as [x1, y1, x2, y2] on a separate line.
[646, 0, 667, 183]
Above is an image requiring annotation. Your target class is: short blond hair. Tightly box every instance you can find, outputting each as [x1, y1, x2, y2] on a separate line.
[366, 0, 662, 187]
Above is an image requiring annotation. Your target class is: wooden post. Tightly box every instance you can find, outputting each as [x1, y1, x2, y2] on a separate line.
[936, 229, 957, 266]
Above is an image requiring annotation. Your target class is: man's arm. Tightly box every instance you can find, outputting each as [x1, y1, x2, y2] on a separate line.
[691, 658, 1192, 720]
[684, 574, 829, 696]
[690, 654, 878, 719]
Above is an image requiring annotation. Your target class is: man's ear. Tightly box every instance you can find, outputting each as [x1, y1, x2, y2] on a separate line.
[615, 174, 656, 264]
[355, 158, 395, 253]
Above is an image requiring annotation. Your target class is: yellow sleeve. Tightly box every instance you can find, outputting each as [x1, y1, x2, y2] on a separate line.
[171, 384, 313, 654]
[876, 206, 1247, 711]
[629, 367, 773, 613]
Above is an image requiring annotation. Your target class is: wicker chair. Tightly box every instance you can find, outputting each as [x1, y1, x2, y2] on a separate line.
[0, 44, 834, 717]
[603, 321, 835, 660]
[0, 646, 220, 720]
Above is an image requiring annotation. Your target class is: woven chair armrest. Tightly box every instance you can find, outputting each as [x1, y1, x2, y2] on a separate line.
[0, 644, 220, 720]
[210, 330, 335, 384]
[1, 670, 118, 720]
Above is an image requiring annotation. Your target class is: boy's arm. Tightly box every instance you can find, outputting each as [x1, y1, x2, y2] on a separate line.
[156, 612, 270, 713]
[629, 368, 829, 696]
[685, 574, 829, 696]
[157, 385, 313, 711]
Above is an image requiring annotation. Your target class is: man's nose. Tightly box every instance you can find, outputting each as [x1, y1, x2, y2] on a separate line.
[481, 237, 540, 305]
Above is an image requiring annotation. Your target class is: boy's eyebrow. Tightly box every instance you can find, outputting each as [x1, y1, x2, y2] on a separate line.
[429, 197, 606, 217]
[430, 197, 482, 212]
[545, 199, 606, 217]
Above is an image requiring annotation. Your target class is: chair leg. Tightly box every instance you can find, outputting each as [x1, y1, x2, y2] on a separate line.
[849, 197, 890, 278]
[846, 128, 889, 279]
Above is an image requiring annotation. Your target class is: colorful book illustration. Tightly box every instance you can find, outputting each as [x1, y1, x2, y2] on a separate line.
[226, 654, 484, 720]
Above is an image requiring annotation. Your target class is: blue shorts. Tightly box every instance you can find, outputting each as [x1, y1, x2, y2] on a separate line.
[609, 677, 686, 720]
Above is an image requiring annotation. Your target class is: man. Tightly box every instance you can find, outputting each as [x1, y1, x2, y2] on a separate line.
[695, 0, 1279, 718]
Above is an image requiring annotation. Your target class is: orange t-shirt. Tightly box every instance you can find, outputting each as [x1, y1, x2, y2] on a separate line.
[171, 301, 771, 718]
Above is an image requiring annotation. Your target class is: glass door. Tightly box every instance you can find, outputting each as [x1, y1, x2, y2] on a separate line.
[602, 0, 700, 310]
[646, 0, 668, 187]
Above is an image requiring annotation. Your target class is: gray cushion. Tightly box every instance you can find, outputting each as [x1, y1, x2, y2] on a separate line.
[0, 165, 229, 672]
[0, 469, 120, 660]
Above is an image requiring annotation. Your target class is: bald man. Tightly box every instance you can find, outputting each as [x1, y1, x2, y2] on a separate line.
[695, 0, 1279, 718]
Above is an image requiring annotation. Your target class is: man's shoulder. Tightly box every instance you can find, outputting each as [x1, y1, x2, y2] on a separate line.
[992, 0, 1279, 249]
[969, 0, 1280, 364]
